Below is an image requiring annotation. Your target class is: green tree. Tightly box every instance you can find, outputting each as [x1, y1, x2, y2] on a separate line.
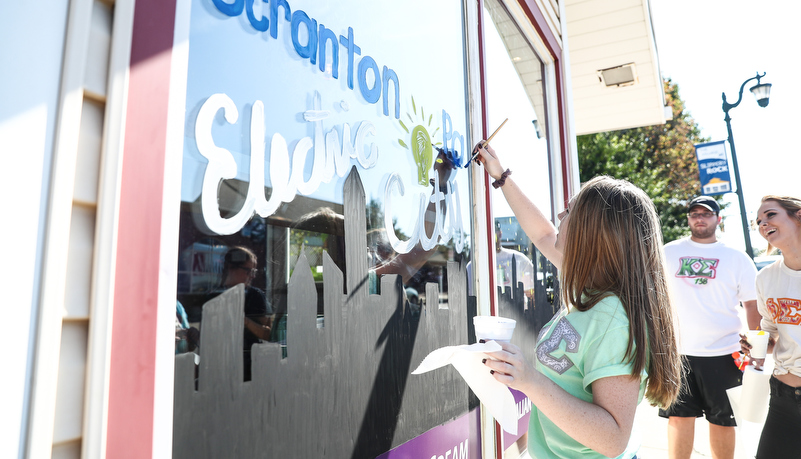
[577, 78, 712, 242]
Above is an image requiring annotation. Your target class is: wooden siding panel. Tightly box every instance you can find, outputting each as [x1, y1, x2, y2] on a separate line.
[73, 99, 103, 205]
[568, 38, 650, 65]
[568, 22, 649, 50]
[84, 2, 112, 98]
[568, 6, 645, 36]
[53, 322, 89, 443]
[52, 440, 81, 459]
[565, 0, 642, 22]
[64, 206, 96, 319]
[572, 83, 660, 109]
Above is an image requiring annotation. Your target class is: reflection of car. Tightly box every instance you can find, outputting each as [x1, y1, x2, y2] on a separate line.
[178, 239, 228, 293]
[754, 255, 781, 271]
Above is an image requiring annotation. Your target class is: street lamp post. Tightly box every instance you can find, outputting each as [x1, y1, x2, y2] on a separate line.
[722, 72, 772, 259]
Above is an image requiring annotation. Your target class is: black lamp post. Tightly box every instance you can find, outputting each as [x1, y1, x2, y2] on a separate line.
[722, 72, 771, 259]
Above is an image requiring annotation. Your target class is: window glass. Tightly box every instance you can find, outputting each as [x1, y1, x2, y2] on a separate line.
[482, 1, 559, 452]
[174, 0, 473, 379]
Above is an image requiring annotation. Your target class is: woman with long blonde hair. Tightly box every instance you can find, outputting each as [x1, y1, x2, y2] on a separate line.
[473, 142, 680, 458]
[741, 195, 801, 458]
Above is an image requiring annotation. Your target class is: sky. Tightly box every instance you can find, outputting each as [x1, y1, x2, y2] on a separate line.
[648, 0, 801, 253]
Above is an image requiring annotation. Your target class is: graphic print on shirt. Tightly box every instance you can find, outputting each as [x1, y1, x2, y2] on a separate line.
[537, 318, 580, 374]
[675, 256, 719, 285]
[765, 297, 801, 325]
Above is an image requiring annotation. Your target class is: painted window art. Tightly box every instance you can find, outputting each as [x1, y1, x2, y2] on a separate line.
[171, 0, 477, 457]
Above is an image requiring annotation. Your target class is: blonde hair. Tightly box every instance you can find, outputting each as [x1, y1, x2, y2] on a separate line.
[560, 176, 680, 408]
[761, 195, 801, 254]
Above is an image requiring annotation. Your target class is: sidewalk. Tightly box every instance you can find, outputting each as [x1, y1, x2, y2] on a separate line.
[633, 305, 764, 458]
[634, 399, 762, 459]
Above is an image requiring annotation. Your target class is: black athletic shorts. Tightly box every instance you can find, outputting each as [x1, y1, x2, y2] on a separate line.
[658, 354, 742, 426]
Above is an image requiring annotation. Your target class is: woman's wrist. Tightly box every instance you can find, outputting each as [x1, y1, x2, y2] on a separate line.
[492, 169, 512, 189]
[487, 163, 505, 181]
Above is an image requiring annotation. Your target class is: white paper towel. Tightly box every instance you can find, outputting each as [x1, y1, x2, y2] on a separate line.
[412, 341, 518, 434]
[740, 365, 771, 423]
[727, 364, 771, 424]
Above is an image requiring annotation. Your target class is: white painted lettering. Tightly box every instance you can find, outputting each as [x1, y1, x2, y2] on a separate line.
[428, 439, 468, 459]
[517, 396, 532, 419]
[457, 440, 468, 459]
[384, 172, 466, 254]
[196, 92, 378, 235]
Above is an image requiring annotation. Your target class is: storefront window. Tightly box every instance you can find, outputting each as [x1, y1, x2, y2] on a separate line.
[172, 0, 477, 456]
[483, 1, 559, 454]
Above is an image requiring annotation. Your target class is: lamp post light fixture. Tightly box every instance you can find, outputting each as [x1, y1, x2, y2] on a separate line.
[722, 72, 771, 260]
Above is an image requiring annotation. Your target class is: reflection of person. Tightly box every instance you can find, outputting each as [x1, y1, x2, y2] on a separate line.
[659, 196, 758, 459]
[371, 150, 459, 288]
[494, 220, 534, 298]
[175, 300, 199, 354]
[222, 247, 272, 380]
[740, 195, 801, 458]
[293, 207, 346, 277]
[466, 220, 535, 303]
[474, 141, 681, 458]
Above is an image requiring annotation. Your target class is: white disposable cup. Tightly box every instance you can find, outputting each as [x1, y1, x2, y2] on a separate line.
[473, 316, 516, 343]
[746, 330, 769, 359]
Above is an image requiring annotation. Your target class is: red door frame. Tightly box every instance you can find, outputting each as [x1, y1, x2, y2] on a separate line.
[106, 0, 177, 457]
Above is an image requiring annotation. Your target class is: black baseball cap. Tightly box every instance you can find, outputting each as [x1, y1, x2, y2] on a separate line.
[688, 196, 720, 214]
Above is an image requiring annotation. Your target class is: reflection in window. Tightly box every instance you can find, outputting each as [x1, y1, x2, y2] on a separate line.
[175, 178, 471, 371]
[171, 1, 475, 455]
[484, 0, 547, 143]
[483, 2, 558, 455]
[175, 166, 471, 369]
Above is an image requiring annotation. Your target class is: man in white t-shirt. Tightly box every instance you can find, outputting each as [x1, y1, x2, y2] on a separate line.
[658, 196, 759, 459]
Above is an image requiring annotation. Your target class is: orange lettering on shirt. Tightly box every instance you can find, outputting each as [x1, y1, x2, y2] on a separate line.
[766, 298, 801, 325]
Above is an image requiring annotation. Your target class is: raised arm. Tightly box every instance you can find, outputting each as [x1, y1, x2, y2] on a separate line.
[474, 142, 564, 270]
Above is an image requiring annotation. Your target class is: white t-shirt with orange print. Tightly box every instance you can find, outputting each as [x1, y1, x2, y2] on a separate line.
[756, 259, 801, 378]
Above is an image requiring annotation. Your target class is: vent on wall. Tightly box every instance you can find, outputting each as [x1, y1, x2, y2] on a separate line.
[598, 63, 638, 87]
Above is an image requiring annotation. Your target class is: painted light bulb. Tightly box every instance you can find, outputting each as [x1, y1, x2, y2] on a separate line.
[411, 125, 432, 186]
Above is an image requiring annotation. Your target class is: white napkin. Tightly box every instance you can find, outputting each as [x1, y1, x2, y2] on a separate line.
[412, 341, 518, 434]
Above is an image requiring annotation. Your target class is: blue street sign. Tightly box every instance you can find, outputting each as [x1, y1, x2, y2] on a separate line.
[694, 140, 732, 195]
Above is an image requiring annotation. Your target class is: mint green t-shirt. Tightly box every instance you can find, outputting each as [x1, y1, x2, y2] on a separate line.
[527, 295, 646, 459]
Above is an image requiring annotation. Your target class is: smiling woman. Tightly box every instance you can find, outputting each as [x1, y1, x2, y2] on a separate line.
[747, 195, 801, 458]
[757, 196, 801, 259]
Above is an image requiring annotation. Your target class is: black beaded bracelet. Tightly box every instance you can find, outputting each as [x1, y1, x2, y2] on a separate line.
[492, 169, 512, 189]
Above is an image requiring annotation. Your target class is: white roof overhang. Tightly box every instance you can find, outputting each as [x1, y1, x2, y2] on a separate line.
[564, 0, 667, 135]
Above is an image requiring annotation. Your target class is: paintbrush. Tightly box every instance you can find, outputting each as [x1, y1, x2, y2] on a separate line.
[466, 118, 508, 167]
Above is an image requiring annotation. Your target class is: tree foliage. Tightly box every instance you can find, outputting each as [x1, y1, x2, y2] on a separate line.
[577, 78, 711, 243]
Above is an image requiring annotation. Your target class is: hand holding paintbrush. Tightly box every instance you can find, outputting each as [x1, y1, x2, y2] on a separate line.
[466, 118, 507, 168]
[470, 120, 511, 187]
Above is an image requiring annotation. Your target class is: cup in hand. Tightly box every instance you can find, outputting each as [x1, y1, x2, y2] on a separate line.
[746, 330, 769, 359]
[473, 316, 516, 343]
